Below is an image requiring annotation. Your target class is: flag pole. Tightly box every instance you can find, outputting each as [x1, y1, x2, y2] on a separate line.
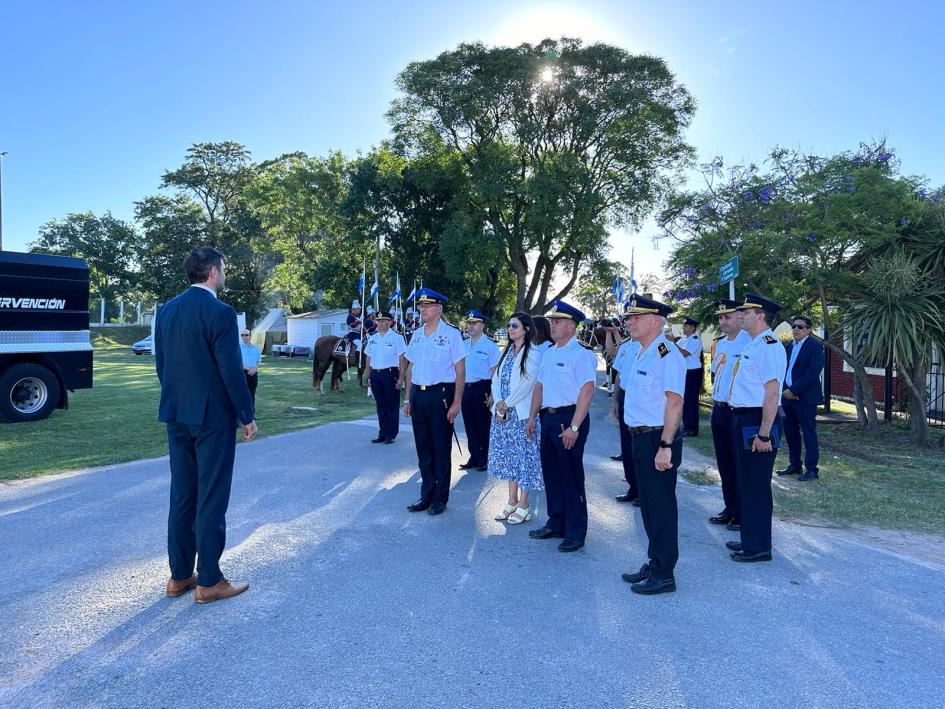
[359, 260, 366, 372]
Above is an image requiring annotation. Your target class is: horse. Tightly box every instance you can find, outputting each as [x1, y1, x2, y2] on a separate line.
[312, 335, 365, 393]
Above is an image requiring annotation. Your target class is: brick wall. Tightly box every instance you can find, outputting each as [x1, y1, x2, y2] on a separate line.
[827, 353, 903, 403]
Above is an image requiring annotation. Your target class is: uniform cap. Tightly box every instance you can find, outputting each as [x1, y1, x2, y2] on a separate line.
[736, 292, 782, 314]
[546, 300, 586, 323]
[415, 287, 448, 305]
[625, 294, 674, 317]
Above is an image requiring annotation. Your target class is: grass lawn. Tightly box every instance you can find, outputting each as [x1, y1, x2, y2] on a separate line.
[681, 404, 945, 537]
[0, 336, 376, 481]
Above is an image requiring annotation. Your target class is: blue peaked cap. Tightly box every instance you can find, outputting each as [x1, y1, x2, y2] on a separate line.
[415, 287, 448, 305]
[546, 300, 586, 323]
[465, 310, 489, 322]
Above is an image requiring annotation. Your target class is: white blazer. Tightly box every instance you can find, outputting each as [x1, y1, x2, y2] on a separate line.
[490, 345, 543, 419]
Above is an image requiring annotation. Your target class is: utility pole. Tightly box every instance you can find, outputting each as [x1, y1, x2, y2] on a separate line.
[0, 152, 8, 251]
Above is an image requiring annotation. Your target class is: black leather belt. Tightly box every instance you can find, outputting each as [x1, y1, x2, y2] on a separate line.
[540, 405, 576, 415]
[376, 367, 399, 373]
[732, 407, 763, 414]
[628, 425, 663, 436]
[714, 401, 731, 409]
[418, 382, 453, 391]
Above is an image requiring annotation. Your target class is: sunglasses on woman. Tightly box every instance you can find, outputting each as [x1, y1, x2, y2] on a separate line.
[507, 323, 521, 329]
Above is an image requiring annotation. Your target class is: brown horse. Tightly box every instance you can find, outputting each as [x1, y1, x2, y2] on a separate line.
[312, 336, 365, 393]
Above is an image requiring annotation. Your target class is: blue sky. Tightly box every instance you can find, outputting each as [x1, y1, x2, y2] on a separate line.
[2, 0, 943, 278]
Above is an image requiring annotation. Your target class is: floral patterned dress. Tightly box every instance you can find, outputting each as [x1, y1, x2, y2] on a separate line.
[487, 349, 544, 490]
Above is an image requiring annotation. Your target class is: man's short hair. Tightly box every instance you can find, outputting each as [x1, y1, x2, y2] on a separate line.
[184, 246, 224, 284]
[792, 315, 813, 329]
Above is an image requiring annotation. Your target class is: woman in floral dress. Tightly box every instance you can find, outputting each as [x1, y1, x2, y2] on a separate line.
[488, 312, 544, 524]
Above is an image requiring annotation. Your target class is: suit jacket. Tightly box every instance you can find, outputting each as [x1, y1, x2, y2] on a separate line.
[490, 345, 542, 419]
[155, 286, 255, 428]
[783, 337, 825, 405]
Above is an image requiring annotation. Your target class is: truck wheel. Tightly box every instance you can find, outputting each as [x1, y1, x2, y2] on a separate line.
[0, 363, 61, 423]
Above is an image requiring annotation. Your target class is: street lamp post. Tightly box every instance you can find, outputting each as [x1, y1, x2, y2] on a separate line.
[0, 151, 7, 251]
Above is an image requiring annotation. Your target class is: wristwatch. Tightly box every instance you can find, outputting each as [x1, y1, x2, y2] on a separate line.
[569, 424, 579, 433]
[756, 434, 771, 442]
[658, 440, 672, 449]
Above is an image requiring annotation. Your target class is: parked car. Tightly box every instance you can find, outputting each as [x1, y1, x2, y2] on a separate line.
[132, 335, 153, 355]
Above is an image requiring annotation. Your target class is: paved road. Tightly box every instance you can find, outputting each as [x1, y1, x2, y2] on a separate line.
[2, 383, 944, 707]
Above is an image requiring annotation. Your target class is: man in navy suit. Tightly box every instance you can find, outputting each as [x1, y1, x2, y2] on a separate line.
[155, 247, 257, 604]
[777, 315, 825, 481]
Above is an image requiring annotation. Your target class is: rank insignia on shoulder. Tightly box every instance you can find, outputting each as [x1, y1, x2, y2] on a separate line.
[764, 335, 778, 344]
[657, 343, 669, 358]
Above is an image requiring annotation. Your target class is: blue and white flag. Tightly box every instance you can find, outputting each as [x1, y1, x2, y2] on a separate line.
[357, 266, 365, 295]
[369, 278, 379, 300]
[387, 292, 398, 306]
[611, 277, 619, 297]
[617, 280, 625, 302]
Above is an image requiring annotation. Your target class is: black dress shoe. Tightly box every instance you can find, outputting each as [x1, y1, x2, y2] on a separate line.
[610, 454, 623, 462]
[632, 499, 640, 507]
[475, 464, 488, 472]
[776, 465, 801, 476]
[371, 436, 385, 443]
[384, 438, 395, 444]
[621, 562, 650, 584]
[708, 512, 732, 525]
[725, 541, 743, 552]
[528, 527, 564, 540]
[731, 549, 772, 562]
[726, 521, 741, 531]
[459, 460, 475, 470]
[406, 499, 432, 512]
[427, 503, 447, 516]
[615, 493, 637, 503]
[797, 469, 820, 481]
[558, 539, 584, 553]
[631, 575, 676, 595]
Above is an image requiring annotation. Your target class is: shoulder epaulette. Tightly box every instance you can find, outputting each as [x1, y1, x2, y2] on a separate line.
[764, 335, 778, 344]
[713, 335, 725, 341]
[658, 342, 669, 358]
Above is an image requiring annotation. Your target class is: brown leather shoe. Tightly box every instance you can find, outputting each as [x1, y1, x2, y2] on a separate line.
[166, 575, 198, 597]
[194, 578, 249, 604]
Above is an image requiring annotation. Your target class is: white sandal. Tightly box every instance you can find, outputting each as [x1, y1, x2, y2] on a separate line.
[506, 506, 532, 525]
[495, 503, 517, 521]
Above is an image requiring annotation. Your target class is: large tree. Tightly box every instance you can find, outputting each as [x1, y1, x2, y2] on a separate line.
[388, 37, 695, 312]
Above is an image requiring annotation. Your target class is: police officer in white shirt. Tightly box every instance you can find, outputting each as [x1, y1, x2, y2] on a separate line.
[364, 311, 407, 444]
[610, 308, 642, 504]
[677, 317, 704, 436]
[618, 295, 686, 595]
[402, 288, 466, 516]
[525, 301, 598, 553]
[460, 310, 501, 471]
[725, 293, 787, 562]
[708, 300, 752, 529]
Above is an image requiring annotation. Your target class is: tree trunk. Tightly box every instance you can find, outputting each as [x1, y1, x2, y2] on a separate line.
[900, 360, 929, 446]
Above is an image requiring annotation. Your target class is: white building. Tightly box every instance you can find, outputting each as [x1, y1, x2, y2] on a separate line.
[286, 309, 350, 348]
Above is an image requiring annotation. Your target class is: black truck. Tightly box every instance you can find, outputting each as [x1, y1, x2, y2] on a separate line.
[0, 251, 94, 422]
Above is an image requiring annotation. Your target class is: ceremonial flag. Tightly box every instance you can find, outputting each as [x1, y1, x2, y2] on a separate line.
[357, 267, 365, 294]
[617, 280, 625, 303]
[629, 247, 637, 294]
[611, 277, 619, 297]
[369, 278, 379, 300]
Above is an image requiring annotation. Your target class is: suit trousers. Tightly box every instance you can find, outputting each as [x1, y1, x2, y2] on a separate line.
[166, 422, 237, 587]
[245, 372, 258, 405]
[411, 383, 456, 505]
[631, 428, 682, 579]
[782, 401, 819, 472]
[683, 368, 703, 435]
[710, 403, 739, 520]
[461, 379, 493, 466]
[370, 368, 401, 441]
[731, 409, 781, 554]
[538, 409, 590, 543]
[616, 389, 638, 497]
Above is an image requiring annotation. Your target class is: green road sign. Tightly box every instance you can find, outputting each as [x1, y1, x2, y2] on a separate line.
[720, 256, 740, 285]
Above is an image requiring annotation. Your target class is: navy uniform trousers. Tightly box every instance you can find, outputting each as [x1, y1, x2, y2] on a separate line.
[411, 383, 456, 505]
[731, 408, 781, 554]
[370, 367, 401, 441]
[539, 407, 590, 543]
[710, 402, 739, 521]
[682, 368, 703, 435]
[461, 379, 493, 466]
[616, 388, 638, 497]
[631, 428, 683, 579]
[782, 400, 819, 472]
[167, 422, 236, 588]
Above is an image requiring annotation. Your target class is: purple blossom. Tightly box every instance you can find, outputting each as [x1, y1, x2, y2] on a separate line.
[759, 187, 774, 204]
[918, 189, 928, 201]
[933, 194, 942, 205]
[682, 267, 697, 278]
[899, 217, 911, 226]
[805, 232, 818, 242]
[706, 284, 717, 293]
[877, 151, 893, 163]
[742, 191, 754, 203]
[685, 215, 697, 224]
[675, 294, 685, 302]
[692, 283, 703, 293]
[781, 213, 794, 223]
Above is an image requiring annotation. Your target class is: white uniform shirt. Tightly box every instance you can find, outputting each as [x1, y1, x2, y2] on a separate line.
[365, 329, 407, 369]
[405, 320, 466, 385]
[623, 334, 687, 427]
[711, 329, 751, 402]
[611, 339, 642, 391]
[537, 336, 598, 408]
[534, 341, 553, 353]
[464, 335, 501, 382]
[679, 333, 703, 370]
[727, 328, 787, 407]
